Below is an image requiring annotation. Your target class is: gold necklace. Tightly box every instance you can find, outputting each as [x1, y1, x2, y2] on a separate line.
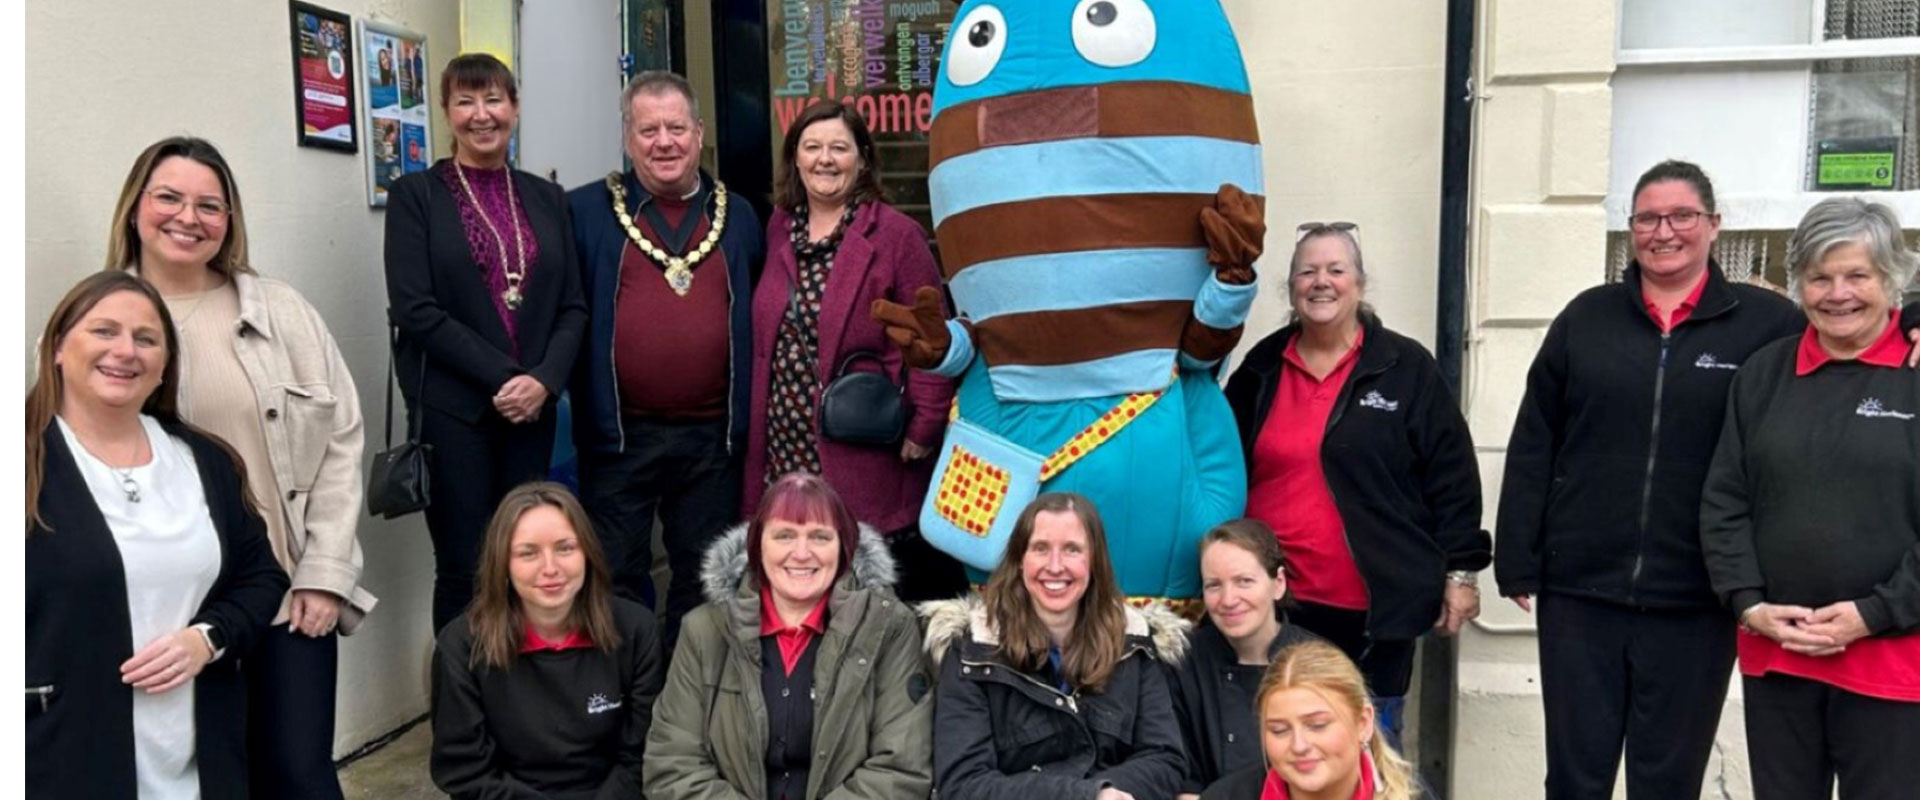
[606, 172, 728, 297]
[453, 162, 528, 310]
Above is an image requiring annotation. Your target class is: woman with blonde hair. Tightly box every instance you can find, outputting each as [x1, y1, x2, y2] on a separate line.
[106, 134, 373, 798]
[431, 481, 664, 799]
[924, 493, 1188, 800]
[1201, 639, 1419, 799]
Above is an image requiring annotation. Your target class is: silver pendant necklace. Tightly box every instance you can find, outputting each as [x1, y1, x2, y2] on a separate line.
[113, 465, 141, 503]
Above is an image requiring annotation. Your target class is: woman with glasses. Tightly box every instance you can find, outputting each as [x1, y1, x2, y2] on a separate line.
[1491, 160, 1809, 799]
[1222, 221, 1489, 748]
[104, 136, 374, 799]
[384, 53, 588, 635]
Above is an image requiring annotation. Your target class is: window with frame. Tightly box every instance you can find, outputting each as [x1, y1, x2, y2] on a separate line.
[1608, 0, 1920, 243]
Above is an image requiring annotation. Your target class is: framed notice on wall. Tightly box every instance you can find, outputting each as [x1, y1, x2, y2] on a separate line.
[290, 2, 359, 152]
[357, 19, 432, 206]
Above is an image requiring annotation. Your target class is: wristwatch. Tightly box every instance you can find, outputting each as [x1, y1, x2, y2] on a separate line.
[1445, 570, 1480, 588]
[192, 623, 226, 662]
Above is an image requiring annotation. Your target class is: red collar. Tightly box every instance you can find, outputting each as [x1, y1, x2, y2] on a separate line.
[1642, 269, 1708, 332]
[519, 622, 594, 653]
[1795, 311, 1908, 376]
[759, 590, 829, 637]
[1282, 327, 1366, 379]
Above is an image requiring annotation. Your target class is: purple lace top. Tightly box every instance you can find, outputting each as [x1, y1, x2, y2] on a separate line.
[437, 161, 539, 354]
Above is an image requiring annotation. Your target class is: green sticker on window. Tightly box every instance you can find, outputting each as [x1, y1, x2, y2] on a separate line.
[1815, 138, 1899, 190]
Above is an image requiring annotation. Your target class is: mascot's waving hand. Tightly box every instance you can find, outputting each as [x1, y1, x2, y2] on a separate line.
[874, 0, 1266, 607]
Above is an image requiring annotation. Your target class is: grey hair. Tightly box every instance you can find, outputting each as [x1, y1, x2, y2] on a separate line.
[1785, 198, 1918, 307]
[1285, 226, 1376, 322]
[620, 70, 701, 125]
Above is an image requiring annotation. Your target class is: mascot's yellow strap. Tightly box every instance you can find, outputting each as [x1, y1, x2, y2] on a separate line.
[948, 370, 1173, 481]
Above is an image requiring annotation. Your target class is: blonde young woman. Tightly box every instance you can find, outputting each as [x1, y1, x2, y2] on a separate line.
[106, 135, 372, 799]
[1200, 640, 1419, 800]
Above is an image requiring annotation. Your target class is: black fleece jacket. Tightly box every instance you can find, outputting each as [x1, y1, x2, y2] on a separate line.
[1493, 263, 1807, 609]
[1224, 314, 1491, 640]
[430, 597, 665, 800]
[1171, 611, 1324, 793]
[1700, 335, 1920, 635]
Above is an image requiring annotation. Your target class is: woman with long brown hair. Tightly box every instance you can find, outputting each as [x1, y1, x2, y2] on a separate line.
[1200, 640, 1420, 799]
[923, 493, 1188, 800]
[106, 134, 373, 799]
[27, 270, 288, 798]
[431, 481, 664, 800]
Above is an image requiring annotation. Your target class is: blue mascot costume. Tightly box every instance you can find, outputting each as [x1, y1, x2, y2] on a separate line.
[873, 0, 1267, 606]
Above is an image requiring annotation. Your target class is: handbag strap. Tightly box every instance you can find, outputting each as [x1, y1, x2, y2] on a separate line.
[383, 325, 428, 448]
[947, 368, 1174, 481]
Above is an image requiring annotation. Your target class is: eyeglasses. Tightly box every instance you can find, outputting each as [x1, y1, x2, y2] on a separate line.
[1629, 209, 1712, 233]
[1296, 220, 1360, 245]
[144, 188, 231, 221]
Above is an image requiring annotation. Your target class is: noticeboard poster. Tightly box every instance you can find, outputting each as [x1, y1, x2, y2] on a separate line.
[290, 2, 358, 152]
[358, 19, 433, 207]
[767, 0, 956, 230]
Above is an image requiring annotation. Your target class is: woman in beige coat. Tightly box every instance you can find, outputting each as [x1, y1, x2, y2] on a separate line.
[106, 135, 374, 799]
[644, 473, 933, 800]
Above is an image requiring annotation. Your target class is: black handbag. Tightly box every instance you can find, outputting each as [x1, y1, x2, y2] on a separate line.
[366, 331, 432, 519]
[818, 350, 908, 446]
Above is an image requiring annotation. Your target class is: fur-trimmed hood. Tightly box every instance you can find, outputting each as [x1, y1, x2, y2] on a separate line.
[699, 521, 898, 605]
[918, 596, 1189, 669]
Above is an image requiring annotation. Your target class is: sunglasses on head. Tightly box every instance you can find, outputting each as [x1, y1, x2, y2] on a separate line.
[1295, 221, 1360, 245]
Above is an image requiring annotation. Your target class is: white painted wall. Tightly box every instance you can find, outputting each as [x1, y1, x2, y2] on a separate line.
[25, 0, 460, 757]
[1220, 0, 1448, 358]
[518, 0, 625, 189]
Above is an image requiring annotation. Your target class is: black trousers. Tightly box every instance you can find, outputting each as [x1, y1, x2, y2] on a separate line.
[1288, 601, 1419, 697]
[421, 405, 556, 634]
[1536, 592, 1735, 800]
[245, 624, 342, 800]
[1745, 672, 1920, 799]
[886, 525, 971, 605]
[580, 418, 740, 648]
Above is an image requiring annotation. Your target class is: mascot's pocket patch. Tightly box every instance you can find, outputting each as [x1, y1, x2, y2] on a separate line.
[921, 418, 1043, 571]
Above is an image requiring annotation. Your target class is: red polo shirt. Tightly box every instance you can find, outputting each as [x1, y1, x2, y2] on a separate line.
[1740, 310, 1920, 702]
[1642, 269, 1708, 332]
[519, 623, 594, 653]
[760, 591, 829, 677]
[1245, 330, 1370, 610]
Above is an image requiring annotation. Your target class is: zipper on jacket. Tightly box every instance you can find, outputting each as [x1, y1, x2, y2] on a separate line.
[1322, 358, 1393, 620]
[723, 206, 737, 457]
[608, 187, 634, 454]
[961, 656, 1083, 714]
[1629, 332, 1672, 604]
[27, 685, 53, 712]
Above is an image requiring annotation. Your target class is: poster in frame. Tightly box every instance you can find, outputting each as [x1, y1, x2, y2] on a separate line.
[289, 1, 359, 152]
[357, 19, 432, 207]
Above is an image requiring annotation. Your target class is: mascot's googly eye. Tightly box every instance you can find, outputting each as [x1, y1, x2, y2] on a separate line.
[1072, 0, 1155, 67]
[947, 5, 1008, 87]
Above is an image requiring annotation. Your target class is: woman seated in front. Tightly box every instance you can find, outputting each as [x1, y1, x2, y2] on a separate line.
[1173, 519, 1325, 798]
[643, 472, 933, 800]
[1202, 640, 1420, 800]
[431, 481, 665, 800]
[925, 493, 1187, 800]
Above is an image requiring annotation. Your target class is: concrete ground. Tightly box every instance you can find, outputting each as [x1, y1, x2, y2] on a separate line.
[338, 722, 444, 800]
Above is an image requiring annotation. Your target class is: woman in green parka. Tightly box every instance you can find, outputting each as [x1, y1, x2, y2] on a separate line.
[643, 472, 934, 800]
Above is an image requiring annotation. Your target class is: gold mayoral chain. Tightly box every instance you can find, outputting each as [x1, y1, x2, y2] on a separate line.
[453, 161, 529, 310]
[606, 172, 728, 297]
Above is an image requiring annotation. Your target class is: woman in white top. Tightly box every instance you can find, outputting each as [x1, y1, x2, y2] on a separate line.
[26, 270, 288, 799]
[107, 135, 373, 798]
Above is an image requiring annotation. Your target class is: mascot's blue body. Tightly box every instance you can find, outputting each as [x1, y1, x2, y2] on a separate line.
[892, 0, 1267, 603]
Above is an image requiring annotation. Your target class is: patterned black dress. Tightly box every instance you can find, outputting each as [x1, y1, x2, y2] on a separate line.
[764, 202, 860, 485]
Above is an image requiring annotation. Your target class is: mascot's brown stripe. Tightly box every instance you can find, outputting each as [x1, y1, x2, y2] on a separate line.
[935, 193, 1268, 277]
[975, 301, 1192, 367]
[929, 81, 1259, 167]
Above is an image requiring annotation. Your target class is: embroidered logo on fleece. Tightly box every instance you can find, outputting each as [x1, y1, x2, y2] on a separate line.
[1359, 391, 1399, 412]
[1856, 398, 1915, 420]
[587, 693, 622, 714]
[1694, 353, 1740, 370]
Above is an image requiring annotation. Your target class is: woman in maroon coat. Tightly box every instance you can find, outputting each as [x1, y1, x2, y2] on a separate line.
[744, 101, 961, 603]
